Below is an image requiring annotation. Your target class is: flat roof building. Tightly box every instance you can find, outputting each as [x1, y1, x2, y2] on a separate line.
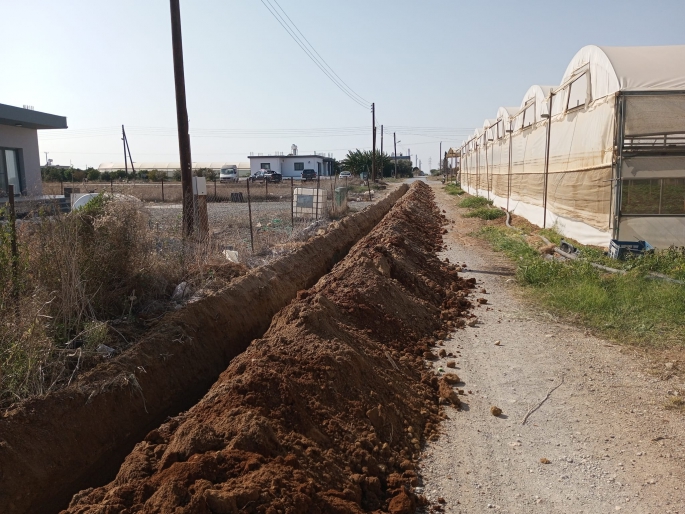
[0, 103, 67, 198]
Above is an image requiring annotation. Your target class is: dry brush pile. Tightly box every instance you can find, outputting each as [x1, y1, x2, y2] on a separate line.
[64, 182, 473, 514]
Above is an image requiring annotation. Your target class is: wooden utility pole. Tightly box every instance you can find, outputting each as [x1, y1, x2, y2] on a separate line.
[170, 0, 194, 238]
[393, 132, 398, 179]
[371, 103, 376, 182]
[122, 125, 128, 179]
[122, 126, 136, 178]
[439, 141, 442, 175]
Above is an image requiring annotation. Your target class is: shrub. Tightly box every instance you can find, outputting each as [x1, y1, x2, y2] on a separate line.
[444, 183, 465, 196]
[459, 196, 492, 208]
[463, 207, 505, 220]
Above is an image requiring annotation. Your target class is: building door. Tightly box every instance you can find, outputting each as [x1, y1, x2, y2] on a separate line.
[0, 148, 21, 196]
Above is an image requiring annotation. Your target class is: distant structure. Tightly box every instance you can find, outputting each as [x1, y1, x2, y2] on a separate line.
[248, 150, 335, 178]
[98, 161, 251, 178]
[0, 103, 67, 198]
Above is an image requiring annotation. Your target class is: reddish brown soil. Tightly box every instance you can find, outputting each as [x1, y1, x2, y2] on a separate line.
[0, 186, 408, 514]
[64, 182, 473, 514]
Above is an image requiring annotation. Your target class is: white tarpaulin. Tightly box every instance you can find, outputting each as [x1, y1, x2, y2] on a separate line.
[459, 45, 685, 248]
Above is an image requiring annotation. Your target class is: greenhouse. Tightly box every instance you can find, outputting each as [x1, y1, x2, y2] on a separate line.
[459, 45, 685, 248]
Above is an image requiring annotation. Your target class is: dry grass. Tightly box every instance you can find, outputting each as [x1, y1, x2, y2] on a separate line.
[1, 191, 346, 408]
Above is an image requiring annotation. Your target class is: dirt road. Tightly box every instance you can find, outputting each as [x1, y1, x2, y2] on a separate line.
[419, 184, 685, 513]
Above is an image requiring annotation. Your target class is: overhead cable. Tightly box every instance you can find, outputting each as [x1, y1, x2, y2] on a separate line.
[259, 0, 369, 109]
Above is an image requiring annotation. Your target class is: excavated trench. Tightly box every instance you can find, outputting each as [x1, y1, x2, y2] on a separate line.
[62, 182, 474, 514]
[0, 185, 408, 514]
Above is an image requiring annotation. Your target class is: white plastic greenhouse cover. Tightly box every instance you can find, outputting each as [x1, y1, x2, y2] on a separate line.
[562, 45, 685, 100]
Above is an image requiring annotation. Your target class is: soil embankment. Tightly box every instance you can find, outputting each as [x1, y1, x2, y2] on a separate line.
[0, 185, 408, 514]
[63, 182, 473, 513]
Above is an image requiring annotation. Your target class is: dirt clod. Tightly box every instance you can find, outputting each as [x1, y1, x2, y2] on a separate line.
[490, 406, 503, 417]
[443, 373, 460, 385]
[446, 360, 457, 368]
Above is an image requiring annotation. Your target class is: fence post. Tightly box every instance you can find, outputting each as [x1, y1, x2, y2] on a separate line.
[265, 176, 268, 200]
[214, 178, 217, 202]
[161, 177, 165, 202]
[315, 174, 320, 220]
[291, 177, 294, 228]
[8, 185, 19, 316]
[246, 178, 254, 253]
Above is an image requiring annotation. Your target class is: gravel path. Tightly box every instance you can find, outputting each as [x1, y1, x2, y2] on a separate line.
[418, 183, 685, 513]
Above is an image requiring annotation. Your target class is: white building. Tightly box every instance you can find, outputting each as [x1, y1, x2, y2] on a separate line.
[0, 103, 67, 198]
[248, 153, 335, 178]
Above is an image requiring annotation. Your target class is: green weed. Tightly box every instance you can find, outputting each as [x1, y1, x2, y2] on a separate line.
[464, 207, 506, 220]
[444, 183, 465, 196]
[459, 196, 493, 209]
[478, 226, 685, 347]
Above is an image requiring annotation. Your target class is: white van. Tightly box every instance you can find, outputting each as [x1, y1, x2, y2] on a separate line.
[219, 165, 239, 183]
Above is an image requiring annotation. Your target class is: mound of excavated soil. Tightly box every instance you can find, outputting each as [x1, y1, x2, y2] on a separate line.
[64, 182, 472, 514]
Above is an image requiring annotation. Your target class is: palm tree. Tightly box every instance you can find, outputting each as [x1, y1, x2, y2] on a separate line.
[341, 150, 393, 177]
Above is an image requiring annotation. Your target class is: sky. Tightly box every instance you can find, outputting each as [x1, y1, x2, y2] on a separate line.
[2, 0, 684, 170]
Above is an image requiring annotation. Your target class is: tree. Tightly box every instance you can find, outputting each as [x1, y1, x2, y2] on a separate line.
[194, 168, 216, 181]
[101, 171, 112, 182]
[341, 150, 392, 178]
[86, 168, 100, 181]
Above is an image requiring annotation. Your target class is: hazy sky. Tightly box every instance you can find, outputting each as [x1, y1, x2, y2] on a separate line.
[2, 0, 684, 170]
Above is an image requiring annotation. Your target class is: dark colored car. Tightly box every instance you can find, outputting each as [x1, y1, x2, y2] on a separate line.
[301, 169, 317, 182]
[250, 169, 268, 182]
[265, 170, 282, 183]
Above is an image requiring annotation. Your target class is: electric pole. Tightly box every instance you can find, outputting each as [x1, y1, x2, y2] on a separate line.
[122, 125, 128, 178]
[439, 141, 442, 175]
[170, 0, 194, 238]
[393, 132, 398, 179]
[122, 125, 136, 178]
[380, 124, 384, 156]
[371, 103, 376, 182]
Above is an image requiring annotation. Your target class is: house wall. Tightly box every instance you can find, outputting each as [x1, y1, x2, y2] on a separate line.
[249, 156, 331, 178]
[0, 124, 41, 195]
[250, 157, 281, 175]
[280, 157, 325, 178]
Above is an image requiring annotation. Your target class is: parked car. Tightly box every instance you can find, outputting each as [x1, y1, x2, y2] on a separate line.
[301, 169, 317, 182]
[219, 168, 239, 183]
[339, 171, 352, 178]
[265, 170, 282, 183]
[250, 169, 268, 182]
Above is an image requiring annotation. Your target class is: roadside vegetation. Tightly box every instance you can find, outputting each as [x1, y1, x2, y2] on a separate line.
[0, 195, 249, 408]
[444, 183, 465, 196]
[456, 193, 506, 220]
[478, 224, 685, 347]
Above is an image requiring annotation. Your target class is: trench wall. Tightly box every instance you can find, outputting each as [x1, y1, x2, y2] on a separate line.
[0, 184, 408, 514]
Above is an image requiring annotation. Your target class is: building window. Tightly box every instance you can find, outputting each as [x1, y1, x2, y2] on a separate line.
[260, 163, 271, 170]
[567, 73, 588, 111]
[522, 103, 535, 128]
[0, 148, 22, 196]
[294, 162, 304, 171]
[621, 178, 685, 215]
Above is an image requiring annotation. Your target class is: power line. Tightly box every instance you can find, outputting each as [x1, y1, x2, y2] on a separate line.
[259, 0, 369, 109]
[267, 0, 370, 107]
